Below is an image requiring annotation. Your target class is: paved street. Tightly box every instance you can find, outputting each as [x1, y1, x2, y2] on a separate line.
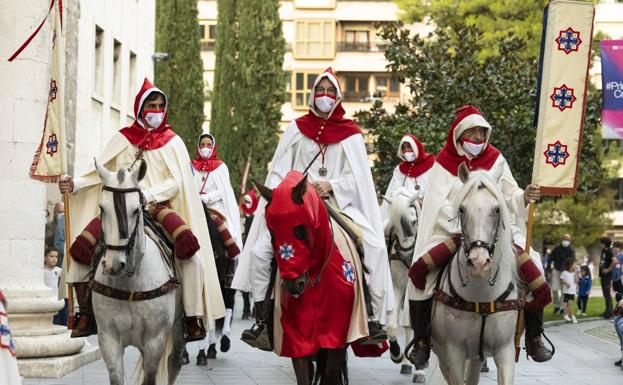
[23, 293, 623, 385]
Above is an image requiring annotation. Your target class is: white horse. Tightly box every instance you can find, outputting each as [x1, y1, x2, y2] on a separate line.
[92, 160, 186, 385]
[431, 164, 519, 385]
[383, 187, 422, 379]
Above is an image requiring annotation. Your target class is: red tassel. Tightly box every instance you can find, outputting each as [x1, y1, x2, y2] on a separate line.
[70, 235, 94, 265]
[175, 229, 200, 260]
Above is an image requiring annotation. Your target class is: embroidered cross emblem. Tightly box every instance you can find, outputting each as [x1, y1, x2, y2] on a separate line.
[543, 141, 569, 168]
[556, 27, 582, 54]
[550, 85, 576, 111]
[279, 243, 295, 261]
[342, 261, 355, 283]
[46, 133, 59, 157]
[49, 79, 58, 102]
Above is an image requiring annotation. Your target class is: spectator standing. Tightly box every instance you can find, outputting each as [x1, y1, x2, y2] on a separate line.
[613, 292, 623, 368]
[560, 258, 578, 324]
[613, 241, 623, 295]
[43, 247, 61, 298]
[576, 265, 591, 317]
[52, 202, 65, 267]
[548, 234, 575, 314]
[599, 237, 616, 319]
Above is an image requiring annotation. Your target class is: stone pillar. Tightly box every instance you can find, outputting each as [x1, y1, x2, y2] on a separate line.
[0, 0, 98, 377]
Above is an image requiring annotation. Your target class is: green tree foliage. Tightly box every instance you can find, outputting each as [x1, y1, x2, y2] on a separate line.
[155, 0, 205, 152]
[395, 0, 548, 61]
[211, 0, 239, 166]
[356, 20, 610, 249]
[210, 0, 285, 193]
[234, 0, 285, 190]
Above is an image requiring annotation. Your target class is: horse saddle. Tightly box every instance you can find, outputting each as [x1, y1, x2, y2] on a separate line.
[204, 206, 240, 259]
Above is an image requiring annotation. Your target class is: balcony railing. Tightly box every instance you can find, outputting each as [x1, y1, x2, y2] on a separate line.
[201, 41, 215, 50]
[337, 41, 388, 52]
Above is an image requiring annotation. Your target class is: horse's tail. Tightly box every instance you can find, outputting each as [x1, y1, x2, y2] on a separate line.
[313, 349, 349, 385]
[132, 332, 173, 385]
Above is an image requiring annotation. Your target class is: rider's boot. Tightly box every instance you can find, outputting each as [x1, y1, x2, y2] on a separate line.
[524, 308, 553, 362]
[184, 316, 206, 342]
[360, 320, 388, 345]
[70, 282, 97, 338]
[407, 299, 432, 370]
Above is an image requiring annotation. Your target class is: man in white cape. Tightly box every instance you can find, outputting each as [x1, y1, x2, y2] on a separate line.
[59, 78, 224, 341]
[232, 67, 393, 338]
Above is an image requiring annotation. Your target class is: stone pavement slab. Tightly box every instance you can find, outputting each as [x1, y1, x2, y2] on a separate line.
[22, 294, 623, 385]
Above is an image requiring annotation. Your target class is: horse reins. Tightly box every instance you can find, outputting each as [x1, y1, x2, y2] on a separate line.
[457, 209, 502, 287]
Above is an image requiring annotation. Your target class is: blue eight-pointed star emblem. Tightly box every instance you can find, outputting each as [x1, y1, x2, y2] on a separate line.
[279, 243, 295, 261]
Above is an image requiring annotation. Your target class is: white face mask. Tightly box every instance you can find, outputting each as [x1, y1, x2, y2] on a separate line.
[461, 139, 486, 157]
[562, 240, 570, 247]
[315, 95, 336, 113]
[200, 147, 213, 159]
[403, 151, 417, 162]
[143, 110, 165, 129]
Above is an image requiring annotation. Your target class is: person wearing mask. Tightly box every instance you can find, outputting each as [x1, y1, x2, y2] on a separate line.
[612, 241, 623, 296]
[58, 78, 224, 340]
[599, 237, 616, 319]
[547, 234, 575, 314]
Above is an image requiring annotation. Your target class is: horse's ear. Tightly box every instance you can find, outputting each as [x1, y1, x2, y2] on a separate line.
[382, 195, 392, 205]
[137, 159, 147, 182]
[94, 158, 112, 183]
[292, 174, 307, 205]
[458, 162, 470, 184]
[252, 179, 272, 202]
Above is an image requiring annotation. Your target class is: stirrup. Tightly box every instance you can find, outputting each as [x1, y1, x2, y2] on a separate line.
[241, 321, 272, 351]
[359, 322, 388, 345]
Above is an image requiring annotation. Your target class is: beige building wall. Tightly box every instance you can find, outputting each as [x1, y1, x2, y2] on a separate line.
[198, 0, 433, 132]
[72, 0, 156, 176]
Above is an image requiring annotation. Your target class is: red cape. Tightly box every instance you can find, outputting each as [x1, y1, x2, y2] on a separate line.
[120, 123, 176, 151]
[295, 104, 362, 144]
[191, 147, 223, 172]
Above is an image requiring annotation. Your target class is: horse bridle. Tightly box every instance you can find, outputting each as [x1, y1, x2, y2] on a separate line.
[99, 185, 144, 277]
[457, 207, 501, 287]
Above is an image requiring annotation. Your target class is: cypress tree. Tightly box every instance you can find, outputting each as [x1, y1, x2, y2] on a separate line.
[155, 0, 204, 153]
[211, 0, 240, 177]
[235, 0, 285, 188]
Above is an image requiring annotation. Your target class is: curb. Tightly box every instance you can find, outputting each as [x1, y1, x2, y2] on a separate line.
[544, 316, 603, 328]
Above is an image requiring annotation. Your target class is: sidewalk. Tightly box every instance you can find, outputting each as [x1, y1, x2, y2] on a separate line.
[23, 293, 623, 385]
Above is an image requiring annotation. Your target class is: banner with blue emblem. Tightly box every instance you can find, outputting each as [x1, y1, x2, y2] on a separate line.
[532, 0, 595, 196]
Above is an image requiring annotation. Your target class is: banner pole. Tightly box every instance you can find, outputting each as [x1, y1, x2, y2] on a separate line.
[63, 191, 74, 329]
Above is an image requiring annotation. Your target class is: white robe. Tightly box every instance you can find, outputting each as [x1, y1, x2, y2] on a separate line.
[191, 164, 242, 249]
[408, 155, 541, 301]
[380, 166, 431, 231]
[0, 301, 21, 385]
[65, 132, 225, 325]
[232, 121, 394, 324]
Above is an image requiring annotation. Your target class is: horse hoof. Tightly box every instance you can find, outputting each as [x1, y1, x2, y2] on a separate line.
[400, 364, 412, 374]
[412, 372, 426, 383]
[391, 353, 404, 364]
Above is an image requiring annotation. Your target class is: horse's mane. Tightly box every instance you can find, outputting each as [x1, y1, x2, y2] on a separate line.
[388, 187, 420, 232]
[452, 171, 518, 283]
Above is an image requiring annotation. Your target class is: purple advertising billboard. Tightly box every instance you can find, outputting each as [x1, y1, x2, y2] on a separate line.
[601, 40, 623, 139]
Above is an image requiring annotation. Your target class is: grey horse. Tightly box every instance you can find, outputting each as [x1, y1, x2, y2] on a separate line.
[92, 159, 186, 385]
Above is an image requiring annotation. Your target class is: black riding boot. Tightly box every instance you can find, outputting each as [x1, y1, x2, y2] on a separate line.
[408, 299, 432, 370]
[525, 309, 553, 362]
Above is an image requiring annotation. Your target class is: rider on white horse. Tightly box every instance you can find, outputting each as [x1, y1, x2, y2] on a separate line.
[232, 67, 393, 341]
[407, 105, 553, 368]
[59, 78, 225, 342]
[190, 133, 242, 361]
[380, 134, 434, 230]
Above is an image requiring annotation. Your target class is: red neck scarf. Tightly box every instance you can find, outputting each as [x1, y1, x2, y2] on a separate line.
[398, 135, 435, 178]
[191, 146, 223, 172]
[436, 139, 501, 176]
[120, 122, 176, 150]
[295, 103, 362, 144]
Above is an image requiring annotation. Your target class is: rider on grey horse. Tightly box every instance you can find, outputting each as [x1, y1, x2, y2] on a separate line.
[406, 106, 553, 368]
[59, 78, 225, 342]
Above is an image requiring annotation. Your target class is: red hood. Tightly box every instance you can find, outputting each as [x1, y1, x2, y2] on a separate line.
[191, 133, 224, 172]
[120, 78, 176, 150]
[397, 134, 435, 178]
